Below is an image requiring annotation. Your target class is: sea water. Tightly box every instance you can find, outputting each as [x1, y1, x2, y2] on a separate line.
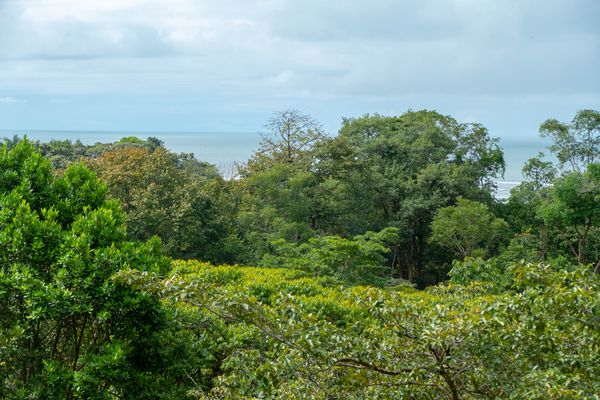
[0, 129, 552, 199]
[0, 129, 262, 165]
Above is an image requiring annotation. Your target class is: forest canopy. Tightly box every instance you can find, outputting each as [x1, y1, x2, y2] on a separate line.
[1, 108, 598, 399]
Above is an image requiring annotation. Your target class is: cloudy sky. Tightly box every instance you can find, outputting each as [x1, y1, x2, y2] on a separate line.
[0, 0, 598, 137]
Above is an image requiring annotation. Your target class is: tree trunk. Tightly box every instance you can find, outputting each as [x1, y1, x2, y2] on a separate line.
[577, 223, 591, 264]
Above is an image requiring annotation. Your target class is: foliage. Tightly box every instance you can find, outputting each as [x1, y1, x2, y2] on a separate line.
[238, 110, 506, 285]
[521, 152, 557, 189]
[430, 198, 509, 259]
[118, 259, 600, 399]
[261, 227, 401, 285]
[540, 109, 600, 172]
[3, 106, 600, 399]
[539, 163, 600, 264]
[34, 136, 172, 170]
[245, 109, 326, 173]
[0, 139, 186, 399]
[87, 146, 225, 260]
[447, 256, 512, 290]
[317, 111, 504, 282]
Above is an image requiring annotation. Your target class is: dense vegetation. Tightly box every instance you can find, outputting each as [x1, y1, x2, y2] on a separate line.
[1, 108, 598, 399]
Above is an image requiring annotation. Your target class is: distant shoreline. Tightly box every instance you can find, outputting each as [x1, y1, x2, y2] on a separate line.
[1, 129, 547, 197]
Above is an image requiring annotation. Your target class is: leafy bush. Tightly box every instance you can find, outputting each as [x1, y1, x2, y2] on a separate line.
[118, 259, 600, 399]
[0, 139, 185, 399]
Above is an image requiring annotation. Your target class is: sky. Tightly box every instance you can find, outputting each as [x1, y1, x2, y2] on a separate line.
[0, 0, 598, 139]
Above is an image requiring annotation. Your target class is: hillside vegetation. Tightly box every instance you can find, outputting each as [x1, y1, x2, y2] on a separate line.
[1, 108, 598, 399]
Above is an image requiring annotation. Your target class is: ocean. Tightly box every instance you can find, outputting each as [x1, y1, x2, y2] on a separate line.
[0, 129, 552, 199]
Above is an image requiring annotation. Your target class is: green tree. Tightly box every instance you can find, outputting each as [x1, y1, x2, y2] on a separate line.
[430, 198, 509, 259]
[146, 259, 600, 399]
[0, 139, 180, 399]
[245, 109, 326, 173]
[498, 154, 557, 261]
[503, 153, 556, 228]
[261, 227, 401, 285]
[232, 110, 505, 283]
[233, 123, 326, 264]
[540, 109, 600, 172]
[87, 146, 225, 261]
[539, 163, 600, 265]
[521, 152, 557, 190]
[314, 111, 505, 283]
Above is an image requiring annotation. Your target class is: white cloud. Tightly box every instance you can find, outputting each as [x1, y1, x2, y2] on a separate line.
[1, 0, 596, 97]
[0, 0, 597, 133]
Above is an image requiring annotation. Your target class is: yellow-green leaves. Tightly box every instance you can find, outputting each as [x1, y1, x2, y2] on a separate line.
[163, 260, 599, 399]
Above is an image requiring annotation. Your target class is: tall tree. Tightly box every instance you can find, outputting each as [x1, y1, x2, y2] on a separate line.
[313, 110, 505, 283]
[540, 109, 600, 172]
[539, 163, 600, 265]
[246, 109, 326, 173]
[232, 111, 328, 264]
[499, 153, 556, 256]
[521, 152, 557, 190]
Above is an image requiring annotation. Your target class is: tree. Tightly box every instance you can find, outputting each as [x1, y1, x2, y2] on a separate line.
[87, 146, 225, 260]
[313, 110, 505, 283]
[521, 152, 557, 190]
[261, 227, 401, 285]
[498, 153, 557, 260]
[36, 135, 171, 171]
[233, 109, 328, 264]
[0, 139, 180, 398]
[540, 109, 600, 172]
[246, 109, 326, 172]
[142, 259, 600, 399]
[231, 110, 505, 284]
[430, 198, 509, 259]
[539, 163, 600, 265]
